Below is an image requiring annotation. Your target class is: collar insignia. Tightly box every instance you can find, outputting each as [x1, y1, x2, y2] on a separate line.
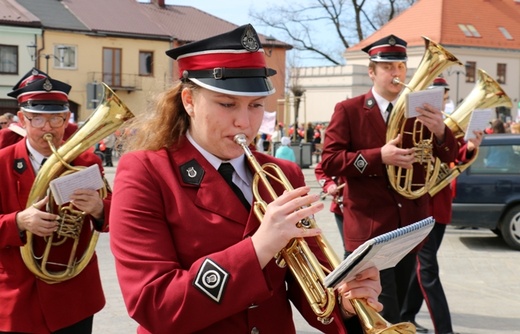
[14, 158, 27, 174]
[180, 159, 204, 186]
[365, 97, 375, 108]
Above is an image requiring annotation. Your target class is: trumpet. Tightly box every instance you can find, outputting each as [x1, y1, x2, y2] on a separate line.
[234, 134, 416, 333]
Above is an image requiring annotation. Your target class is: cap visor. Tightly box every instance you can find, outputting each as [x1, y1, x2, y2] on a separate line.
[21, 105, 70, 113]
[190, 77, 275, 96]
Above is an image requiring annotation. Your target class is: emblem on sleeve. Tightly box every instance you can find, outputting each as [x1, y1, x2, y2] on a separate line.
[354, 154, 368, 174]
[194, 258, 229, 303]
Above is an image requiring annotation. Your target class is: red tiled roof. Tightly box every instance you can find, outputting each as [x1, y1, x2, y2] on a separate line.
[62, 0, 170, 38]
[0, 0, 39, 26]
[351, 0, 520, 51]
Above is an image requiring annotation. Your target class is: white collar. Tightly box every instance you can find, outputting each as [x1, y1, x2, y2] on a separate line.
[371, 88, 397, 114]
[26, 139, 48, 172]
[186, 131, 251, 187]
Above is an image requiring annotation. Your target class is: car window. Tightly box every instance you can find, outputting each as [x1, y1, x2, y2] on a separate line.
[470, 144, 520, 174]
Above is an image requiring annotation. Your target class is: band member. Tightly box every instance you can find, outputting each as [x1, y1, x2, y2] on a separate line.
[0, 69, 78, 150]
[314, 161, 347, 259]
[321, 34, 458, 323]
[109, 24, 382, 333]
[401, 77, 483, 334]
[0, 69, 110, 333]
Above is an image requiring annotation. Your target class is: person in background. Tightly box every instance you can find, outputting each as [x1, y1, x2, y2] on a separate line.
[102, 133, 116, 167]
[321, 34, 458, 324]
[314, 161, 346, 259]
[109, 24, 382, 334]
[401, 77, 483, 334]
[0, 68, 110, 333]
[275, 136, 296, 162]
[0, 113, 15, 129]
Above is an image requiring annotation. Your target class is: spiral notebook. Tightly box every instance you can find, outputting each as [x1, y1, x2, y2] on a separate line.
[324, 216, 435, 289]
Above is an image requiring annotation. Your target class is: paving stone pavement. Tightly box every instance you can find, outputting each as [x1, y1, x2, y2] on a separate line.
[94, 162, 520, 333]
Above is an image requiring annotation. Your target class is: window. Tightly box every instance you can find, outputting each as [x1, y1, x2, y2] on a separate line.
[465, 61, 476, 83]
[0, 45, 18, 74]
[458, 24, 481, 38]
[139, 51, 153, 76]
[471, 145, 519, 174]
[103, 47, 122, 87]
[53, 45, 77, 69]
[498, 27, 513, 40]
[497, 63, 506, 84]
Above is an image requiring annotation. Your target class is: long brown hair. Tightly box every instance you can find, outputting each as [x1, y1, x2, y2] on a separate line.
[122, 81, 198, 152]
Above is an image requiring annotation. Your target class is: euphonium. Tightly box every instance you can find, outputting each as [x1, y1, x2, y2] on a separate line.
[235, 134, 416, 333]
[387, 37, 462, 199]
[20, 83, 134, 284]
[428, 69, 512, 196]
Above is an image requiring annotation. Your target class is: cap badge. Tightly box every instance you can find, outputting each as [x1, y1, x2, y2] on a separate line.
[43, 79, 53, 91]
[388, 36, 396, 46]
[31, 69, 39, 76]
[241, 26, 259, 52]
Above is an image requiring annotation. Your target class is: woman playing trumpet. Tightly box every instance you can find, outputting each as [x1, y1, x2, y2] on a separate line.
[109, 24, 382, 334]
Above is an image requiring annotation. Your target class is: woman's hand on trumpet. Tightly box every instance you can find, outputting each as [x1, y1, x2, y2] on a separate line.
[251, 186, 324, 268]
[16, 196, 59, 237]
[381, 134, 415, 169]
[337, 266, 383, 317]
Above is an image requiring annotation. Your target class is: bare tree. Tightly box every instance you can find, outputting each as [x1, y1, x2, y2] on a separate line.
[250, 0, 416, 66]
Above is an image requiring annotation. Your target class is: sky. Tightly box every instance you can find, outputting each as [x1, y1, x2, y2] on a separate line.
[165, 0, 265, 26]
[163, 0, 333, 67]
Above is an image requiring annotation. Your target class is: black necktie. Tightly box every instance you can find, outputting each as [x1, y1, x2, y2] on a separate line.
[40, 158, 47, 168]
[218, 163, 251, 211]
[386, 103, 393, 123]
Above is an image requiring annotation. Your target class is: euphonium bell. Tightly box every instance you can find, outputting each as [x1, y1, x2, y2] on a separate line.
[386, 36, 462, 199]
[20, 83, 134, 283]
[234, 134, 416, 333]
[428, 69, 512, 196]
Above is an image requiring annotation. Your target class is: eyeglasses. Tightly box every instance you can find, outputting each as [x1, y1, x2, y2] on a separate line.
[0, 122, 7, 125]
[24, 114, 66, 128]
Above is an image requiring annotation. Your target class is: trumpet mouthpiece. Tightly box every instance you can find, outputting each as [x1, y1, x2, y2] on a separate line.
[234, 134, 247, 145]
[392, 77, 401, 85]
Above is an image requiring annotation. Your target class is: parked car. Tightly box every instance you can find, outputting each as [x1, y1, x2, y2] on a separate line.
[451, 133, 520, 250]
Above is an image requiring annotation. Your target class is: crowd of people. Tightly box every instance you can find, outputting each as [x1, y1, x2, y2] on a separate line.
[0, 24, 518, 334]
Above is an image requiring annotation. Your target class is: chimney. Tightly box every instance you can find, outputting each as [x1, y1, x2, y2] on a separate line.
[152, 0, 165, 7]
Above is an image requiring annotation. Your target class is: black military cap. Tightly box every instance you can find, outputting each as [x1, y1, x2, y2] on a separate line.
[362, 34, 407, 62]
[8, 68, 71, 113]
[166, 24, 276, 96]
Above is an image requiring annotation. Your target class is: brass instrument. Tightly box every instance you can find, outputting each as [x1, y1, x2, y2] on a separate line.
[21, 83, 134, 283]
[234, 134, 415, 333]
[428, 69, 512, 196]
[386, 36, 462, 199]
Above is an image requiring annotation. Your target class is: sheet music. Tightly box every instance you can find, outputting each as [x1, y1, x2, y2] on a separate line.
[49, 164, 104, 205]
[406, 87, 444, 118]
[464, 109, 495, 141]
[324, 217, 435, 289]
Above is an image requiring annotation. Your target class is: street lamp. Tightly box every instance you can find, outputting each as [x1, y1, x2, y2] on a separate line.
[26, 43, 66, 73]
[449, 63, 471, 106]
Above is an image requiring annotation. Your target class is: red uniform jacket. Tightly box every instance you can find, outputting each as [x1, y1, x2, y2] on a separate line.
[0, 139, 110, 333]
[110, 138, 356, 334]
[314, 162, 343, 216]
[321, 91, 458, 251]
[429, 137, 475, 224]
